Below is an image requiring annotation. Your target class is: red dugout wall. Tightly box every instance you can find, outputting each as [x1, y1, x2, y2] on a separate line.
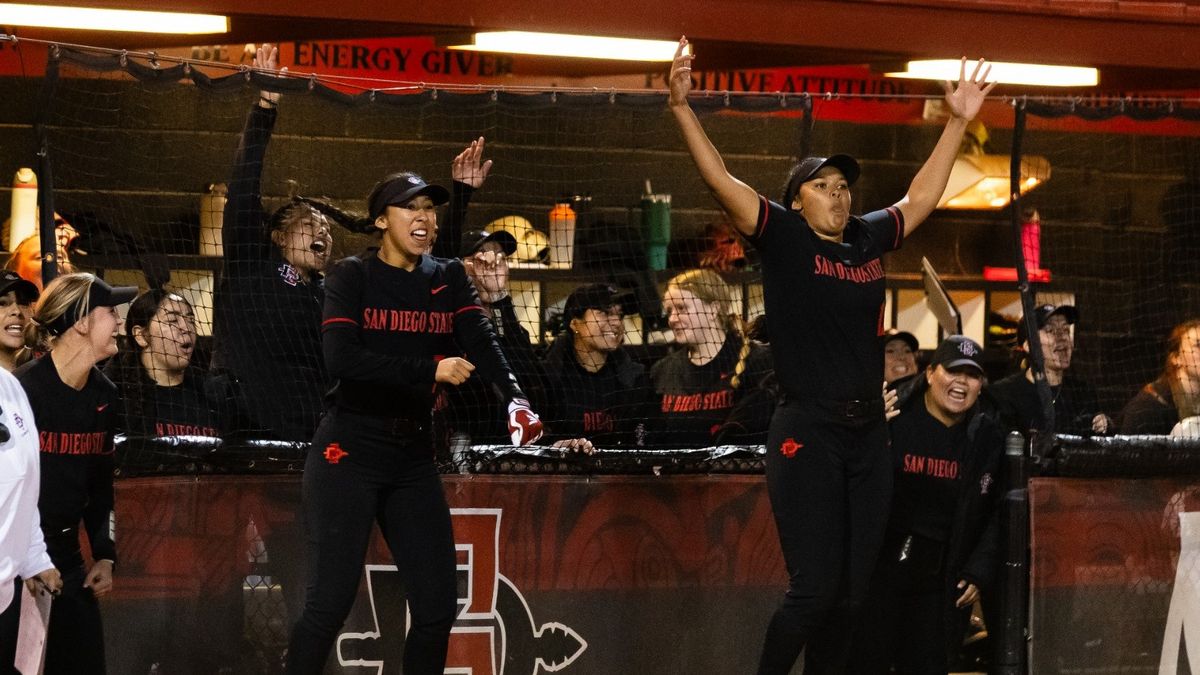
[103, 475, 785, 673]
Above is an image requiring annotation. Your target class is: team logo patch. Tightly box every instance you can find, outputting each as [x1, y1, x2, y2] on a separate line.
[278, 263, 301, 287]
[959, 340, 980, 357]
[980, 472, 993, 495]
[780, 438, 803, 458]
[323, 442, 349, 464]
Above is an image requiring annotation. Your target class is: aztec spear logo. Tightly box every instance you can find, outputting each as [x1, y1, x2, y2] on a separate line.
[335, 508, 587, 674]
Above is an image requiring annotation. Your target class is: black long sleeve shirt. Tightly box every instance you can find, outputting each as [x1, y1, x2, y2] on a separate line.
[210, 104, 326, 442]
[321, 250, 523, 420]
[15, 356, 118, 570]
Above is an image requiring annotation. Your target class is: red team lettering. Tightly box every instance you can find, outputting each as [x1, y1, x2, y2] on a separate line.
[583, 411, 614, 433]
[39, 431, 109, 455]
[902, 453, 959, 479]
[362, 307, 455, 333]
[812, 254, 885, 284]
[660, 389, 735, 413]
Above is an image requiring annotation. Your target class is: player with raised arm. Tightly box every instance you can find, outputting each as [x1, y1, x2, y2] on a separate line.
[669, 36, 994, 674]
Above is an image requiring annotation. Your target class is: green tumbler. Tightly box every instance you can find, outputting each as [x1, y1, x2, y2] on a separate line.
[640, 193, 671, 271]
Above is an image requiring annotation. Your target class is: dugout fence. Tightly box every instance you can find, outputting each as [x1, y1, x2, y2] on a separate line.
[4, 37, 1200, 673]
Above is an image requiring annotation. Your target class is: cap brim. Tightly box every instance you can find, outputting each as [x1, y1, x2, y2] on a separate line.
[0, 277, 39, 304]
[941, 358, 985, 374]
[822, 154, 861, 186]
[104, 286, 138, 307]
[883, 331, 918, 351]
[1048, 306, 1079, 324]
[390, 183, 451, 209]
[479, 230, 518, 256]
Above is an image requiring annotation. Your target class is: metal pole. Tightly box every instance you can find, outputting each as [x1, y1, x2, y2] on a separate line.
[995, 431, 1030, 674]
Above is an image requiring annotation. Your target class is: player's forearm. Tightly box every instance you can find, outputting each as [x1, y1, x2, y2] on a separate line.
[671, 104, 759, 235]
[899, 116, 969, 235]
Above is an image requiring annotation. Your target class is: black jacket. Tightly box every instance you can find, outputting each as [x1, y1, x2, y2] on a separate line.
[894, 376, 1006, 654]
[209, 104, 327, 442]
[541, 336, 652, 447]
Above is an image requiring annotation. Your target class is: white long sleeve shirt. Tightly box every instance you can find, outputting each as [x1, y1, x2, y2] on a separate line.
[0, 367, 49, 613]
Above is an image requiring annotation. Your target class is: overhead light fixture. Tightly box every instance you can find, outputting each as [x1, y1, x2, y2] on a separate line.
[887, 60, 1098, 87]
[0, 3, 229, 34]
[938, 120, 1051, 210]
[448, 31, 686, 62]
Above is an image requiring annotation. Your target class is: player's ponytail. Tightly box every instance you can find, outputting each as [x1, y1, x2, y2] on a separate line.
[730, 313, 751, 390]
[25, 272, 96, 352]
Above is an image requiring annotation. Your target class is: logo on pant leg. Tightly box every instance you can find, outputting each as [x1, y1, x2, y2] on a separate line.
[323, 442, 349, 464]
[780, 438, 803, 458]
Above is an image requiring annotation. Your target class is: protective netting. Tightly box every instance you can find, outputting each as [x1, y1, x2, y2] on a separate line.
[22, 46, 810, 472]
[1017, 101, 1200, 436]
[10, 45, 1200, 478]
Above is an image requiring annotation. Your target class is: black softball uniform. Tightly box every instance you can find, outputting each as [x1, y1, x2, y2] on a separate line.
[14, 355, 119, 675]
[286, 249, 524, 675]
[649, 331, 775, 447]
[748, 196, 904, 675]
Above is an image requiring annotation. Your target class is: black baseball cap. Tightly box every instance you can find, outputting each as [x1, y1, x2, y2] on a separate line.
[459, 229, 517, 258]
[0, 271, 38, 304]
[1017, 304, 1078, 343]
[783, 154, 861, 206]
[563, 283, 628, 322]
[930, 335, 985, 375]
[367, 173, 450, 219]
[881, 328, 918, 352]
[45, 275, 137, 336]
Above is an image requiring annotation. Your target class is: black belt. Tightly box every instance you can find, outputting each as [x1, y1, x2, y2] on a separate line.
[780, 394, 884, 421]
[336, 409, 430, 436]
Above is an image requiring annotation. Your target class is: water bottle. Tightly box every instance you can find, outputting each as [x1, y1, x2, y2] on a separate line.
[547, 200, 576, 269]
[640, 181, 671, 271]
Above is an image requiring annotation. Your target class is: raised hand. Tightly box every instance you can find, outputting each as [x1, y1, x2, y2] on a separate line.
[668, 36, 694, 107]
[254, 43, 288, 106]
[452, 136, 493, 189]
[883, 380, 900, 421]
[942, 57, 996, 122]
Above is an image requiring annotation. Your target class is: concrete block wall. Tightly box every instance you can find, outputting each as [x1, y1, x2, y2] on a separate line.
[1, 75, 1196, 416]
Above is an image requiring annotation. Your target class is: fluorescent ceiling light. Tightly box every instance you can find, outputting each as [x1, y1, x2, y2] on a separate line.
[888, 60, 1098, 87]
[449, 31, 685, 61]
[938, 154, 1051, 210]
[0, 3, 229, 34]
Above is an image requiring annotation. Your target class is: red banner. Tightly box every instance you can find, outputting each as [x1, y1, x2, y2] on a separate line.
[7, 35, 1200, 135]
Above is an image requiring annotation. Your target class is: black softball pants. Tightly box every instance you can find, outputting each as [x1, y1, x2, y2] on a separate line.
[285, 410, 458, 675]
[849, 532, 966, 674]
[756, 399, 892, 675]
